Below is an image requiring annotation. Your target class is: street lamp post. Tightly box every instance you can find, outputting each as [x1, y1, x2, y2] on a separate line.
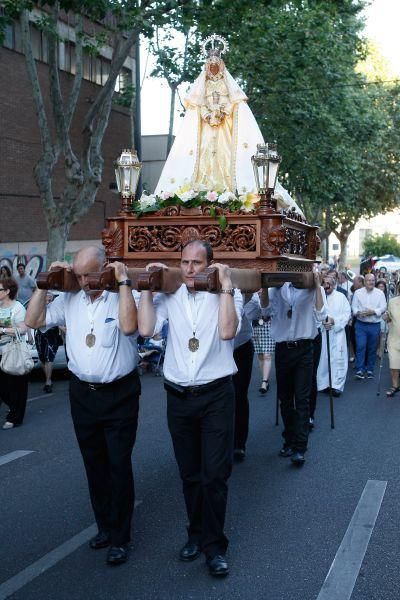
[251, 142, 282, 215]
[114, 149, 142, 213]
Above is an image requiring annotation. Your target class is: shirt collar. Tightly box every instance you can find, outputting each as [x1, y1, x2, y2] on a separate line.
[82, 290, 109, 305]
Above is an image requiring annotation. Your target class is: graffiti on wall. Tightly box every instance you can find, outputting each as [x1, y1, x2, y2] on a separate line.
[0, 255, 45, 278]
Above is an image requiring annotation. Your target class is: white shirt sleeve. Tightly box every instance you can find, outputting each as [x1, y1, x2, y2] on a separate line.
[153, 293, 168, 336]
[352, 290, 361, 316]
[243, 293, 261, 321]
[44, 294, 66, 329]
[315, 286, 328, 322]
[233, 289, 243, 335]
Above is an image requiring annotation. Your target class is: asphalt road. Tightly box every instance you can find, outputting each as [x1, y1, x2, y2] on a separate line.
[0, 358, 399, 600]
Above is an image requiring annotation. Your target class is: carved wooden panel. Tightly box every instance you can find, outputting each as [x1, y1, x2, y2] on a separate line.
[261, 225, 286, 253]
[276, 260, 310, 272]
[283, 228, 308, 256]
[127, 223, 257, 254]
[102, 222, 124, 257]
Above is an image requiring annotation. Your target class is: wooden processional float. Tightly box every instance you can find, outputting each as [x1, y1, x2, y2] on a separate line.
[37, 145, 320, 295]
[36, 187, 319, 295]
[38, 34, 320, 295]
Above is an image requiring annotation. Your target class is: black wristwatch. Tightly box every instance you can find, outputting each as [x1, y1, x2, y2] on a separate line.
[117, 279, 132, 287]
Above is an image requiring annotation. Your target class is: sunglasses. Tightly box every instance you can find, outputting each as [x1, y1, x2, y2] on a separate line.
[0, 288, 5, 292]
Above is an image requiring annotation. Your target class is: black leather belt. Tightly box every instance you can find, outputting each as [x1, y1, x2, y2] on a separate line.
[74, 369, 138, 391]
[276, 339, 312, 349]
[164, 375, 232, 397]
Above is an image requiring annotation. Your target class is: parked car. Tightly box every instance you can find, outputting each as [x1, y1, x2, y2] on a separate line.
[373, 254, 400, 273]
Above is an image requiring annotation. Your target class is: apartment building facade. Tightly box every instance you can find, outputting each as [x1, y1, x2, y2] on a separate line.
[0, 7, 134, 274]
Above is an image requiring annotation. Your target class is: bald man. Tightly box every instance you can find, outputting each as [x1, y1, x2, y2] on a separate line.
[25, 247, 140, 566]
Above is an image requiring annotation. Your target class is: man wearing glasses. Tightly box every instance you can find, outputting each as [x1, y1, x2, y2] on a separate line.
[264, 274, 326, 465]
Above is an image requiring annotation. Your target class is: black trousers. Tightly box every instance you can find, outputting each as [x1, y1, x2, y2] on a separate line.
[233, 339, 254, 450]
[0, 370, 28, 425]
[70, 370, 140, 547]
[166, 378, 235, 557]
[309, 331, 322, 419]
[275, 340, 313, 453]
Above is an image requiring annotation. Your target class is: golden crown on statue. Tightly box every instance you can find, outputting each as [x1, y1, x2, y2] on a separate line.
[201, 34, 229, 58]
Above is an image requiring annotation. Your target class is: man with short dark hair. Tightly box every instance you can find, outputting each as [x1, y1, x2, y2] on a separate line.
[139, 240, 242, 577]
[15, 263, 36, 305]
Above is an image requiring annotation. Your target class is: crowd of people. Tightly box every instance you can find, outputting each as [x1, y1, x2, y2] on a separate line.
[0, 248, 397, 577]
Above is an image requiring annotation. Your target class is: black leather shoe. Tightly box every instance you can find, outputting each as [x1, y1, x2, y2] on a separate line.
[106, 544, 129, 565]
[233, 448, 246, 462]
[291, 451, 305, 466]
[332, 389, 341, 397]
[89, 531, 111, 550]
[206, 554, 229, 577]
[278, 446, 294, 458]
[179, 541, 201, 561]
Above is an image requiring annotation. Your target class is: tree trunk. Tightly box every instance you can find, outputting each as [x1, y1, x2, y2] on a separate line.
[337, 230, 352, 269]
[167, 85, 176, 156]
[46, 223, 71, 265]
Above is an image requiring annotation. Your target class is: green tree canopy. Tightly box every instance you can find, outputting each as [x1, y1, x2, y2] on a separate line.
[154, 0, 400, 264]
[363, 233, 400, 258]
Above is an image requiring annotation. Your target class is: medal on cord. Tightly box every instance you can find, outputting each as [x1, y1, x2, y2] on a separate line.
[86, 301, 100, 348]
[188, 334, 199, 352]
[86, 329, 96, 348]
[188, 294, 200, 352]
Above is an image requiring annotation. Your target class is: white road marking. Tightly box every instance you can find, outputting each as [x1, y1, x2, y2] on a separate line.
[0, 451, 34, 466]
[27, 393, 54, 402]
[0, 500, 142, 600]
[316, 479, 387, 600]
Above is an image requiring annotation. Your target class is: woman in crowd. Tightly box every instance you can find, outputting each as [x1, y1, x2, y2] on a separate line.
[34, 292, 62, 393]
[376, 279, 388, 360]
[0, 277, 29, 429]
[385, 284, 400, 397]
[0, 265, 12, 279]
[252, 289, 275, 394]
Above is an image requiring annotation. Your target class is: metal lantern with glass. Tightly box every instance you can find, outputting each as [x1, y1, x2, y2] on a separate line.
[114, 149, 142, 213]
[251, 143, 282, 215]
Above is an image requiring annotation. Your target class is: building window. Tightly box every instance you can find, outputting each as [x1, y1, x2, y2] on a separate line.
[2, 16, 131, 90]
[3, 22, 14, 49]
[30, 25, 48, 63]
[115, 68, 131, 93]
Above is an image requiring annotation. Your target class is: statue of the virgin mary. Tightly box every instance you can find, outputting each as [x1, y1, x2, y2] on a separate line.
[155, 34, 301, 214]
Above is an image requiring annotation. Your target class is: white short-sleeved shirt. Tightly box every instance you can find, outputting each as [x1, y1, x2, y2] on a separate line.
[45, 290, 139, 383]
[153, 284, 242, 386]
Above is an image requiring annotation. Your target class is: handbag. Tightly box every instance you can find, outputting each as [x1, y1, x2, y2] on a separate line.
[0, 327, 34, 376]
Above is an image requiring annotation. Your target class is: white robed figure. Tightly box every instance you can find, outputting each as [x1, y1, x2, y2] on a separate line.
[155, 34, 302, 215]
[317, 278, 351, 395]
